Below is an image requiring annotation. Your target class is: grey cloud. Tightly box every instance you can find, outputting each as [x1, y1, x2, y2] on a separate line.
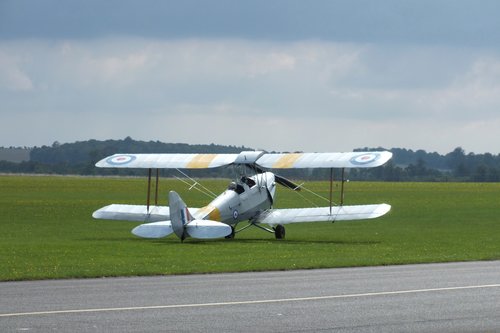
[2, 0, 500, 47]
[1, 35, 500, 153]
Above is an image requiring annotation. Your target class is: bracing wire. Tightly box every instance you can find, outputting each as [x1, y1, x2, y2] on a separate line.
[173, 176, 217, 199]
[288, 181, 336, 207]
[300, 184, 334, 204]
[175, 169, 217, 199]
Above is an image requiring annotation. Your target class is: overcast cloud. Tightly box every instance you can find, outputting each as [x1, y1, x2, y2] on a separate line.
[1, 0, 500, 153]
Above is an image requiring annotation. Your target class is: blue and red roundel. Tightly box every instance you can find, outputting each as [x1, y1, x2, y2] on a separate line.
[350, 153, 380, 166]
[106, 154, 137, 166]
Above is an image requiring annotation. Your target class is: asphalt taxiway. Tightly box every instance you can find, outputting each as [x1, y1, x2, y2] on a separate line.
[1, 260, 499, 332]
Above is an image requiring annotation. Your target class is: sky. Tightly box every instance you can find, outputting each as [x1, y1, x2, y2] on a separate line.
[1, 0, 500, 154]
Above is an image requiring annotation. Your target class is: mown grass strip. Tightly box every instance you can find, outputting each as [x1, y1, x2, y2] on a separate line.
[1, 175, 499, 281]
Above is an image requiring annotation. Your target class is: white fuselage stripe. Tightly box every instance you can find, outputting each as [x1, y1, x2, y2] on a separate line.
[1, 284, 499, 318]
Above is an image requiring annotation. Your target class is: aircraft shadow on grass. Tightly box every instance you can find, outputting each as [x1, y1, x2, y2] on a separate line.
[148, 238, 381, 246]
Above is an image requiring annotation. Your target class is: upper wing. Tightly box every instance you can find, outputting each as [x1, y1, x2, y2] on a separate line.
[95, 153, 239, 169]
[256, 151, 392, 169]
[254, 204, 391, 225]
[96, 151, 392, 169]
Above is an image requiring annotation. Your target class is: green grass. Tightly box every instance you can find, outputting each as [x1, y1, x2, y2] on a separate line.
[1, 175, 500, 281]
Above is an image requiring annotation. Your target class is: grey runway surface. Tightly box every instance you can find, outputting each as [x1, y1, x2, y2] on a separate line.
[1, 260, 499, 332]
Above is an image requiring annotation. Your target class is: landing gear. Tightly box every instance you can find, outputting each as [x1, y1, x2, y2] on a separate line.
[225, 226, 236, 239]
[274, 225, 285, 240]
[236, 222, 285, 240]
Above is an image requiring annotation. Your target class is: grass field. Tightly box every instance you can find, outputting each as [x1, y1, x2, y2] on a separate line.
[1, 175, 499, 281]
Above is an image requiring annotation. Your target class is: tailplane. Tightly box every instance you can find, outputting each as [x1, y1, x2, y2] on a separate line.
[131, 191, 231, 241]
[170, 191, 232, 241]
[132, 221, 173, 238]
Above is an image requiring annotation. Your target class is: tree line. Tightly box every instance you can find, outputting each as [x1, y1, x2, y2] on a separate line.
[349, 147, 500, 182]
[1, 138, 499, 182]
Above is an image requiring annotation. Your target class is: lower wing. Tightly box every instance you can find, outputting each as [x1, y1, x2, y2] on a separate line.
[92, 204, 200, 222]
[254, 204, 391, 226]
[92, 204, 171, 222]
[92, 204, 203, 222]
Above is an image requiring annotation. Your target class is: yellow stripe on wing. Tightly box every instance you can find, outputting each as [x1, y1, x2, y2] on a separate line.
[186, 154, 218, 168]
[272, 153, 304, 168]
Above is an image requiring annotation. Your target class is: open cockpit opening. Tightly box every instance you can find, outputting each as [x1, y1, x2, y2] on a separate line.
[227, 182, 245, 194]
[240, 176, 256, 188]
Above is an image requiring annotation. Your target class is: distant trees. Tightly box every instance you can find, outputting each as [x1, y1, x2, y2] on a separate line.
[348, 146, 500, 182]
[1, 139, 499, 182]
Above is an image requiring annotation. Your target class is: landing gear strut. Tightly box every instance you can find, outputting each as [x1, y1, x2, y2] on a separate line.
[236, 222, 286, 240]
[225, 226, 236, 239]
[274, 225, 285, 240]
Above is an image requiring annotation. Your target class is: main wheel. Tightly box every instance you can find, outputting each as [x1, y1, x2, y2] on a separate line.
[274, 225, 285, 240]
[225, 226, 235, 239]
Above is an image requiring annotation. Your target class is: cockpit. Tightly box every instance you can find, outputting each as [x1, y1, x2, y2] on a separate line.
[227, 182, 245, 194]
[227, 176, 256, 195]
[240, 176, 256, 188]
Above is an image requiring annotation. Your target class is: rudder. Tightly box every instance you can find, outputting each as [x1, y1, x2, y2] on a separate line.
[169, 191, 192, 240]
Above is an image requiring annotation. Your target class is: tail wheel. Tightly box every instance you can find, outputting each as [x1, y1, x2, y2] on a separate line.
[274, 225, 285, 240]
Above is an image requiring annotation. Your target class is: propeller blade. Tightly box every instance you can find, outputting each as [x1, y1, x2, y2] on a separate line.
[245, 164, 301, 191]
[246, 164, 265, 174]
[275, 174, 301, 191]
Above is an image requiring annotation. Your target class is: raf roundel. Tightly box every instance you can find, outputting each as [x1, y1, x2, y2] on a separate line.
[106, 154, 137, 166]
[350, 153, 380, 166]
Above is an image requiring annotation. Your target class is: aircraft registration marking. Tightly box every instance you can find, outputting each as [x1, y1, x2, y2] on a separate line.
[272, 153, 304, 168]
[186, 154, 218, 168]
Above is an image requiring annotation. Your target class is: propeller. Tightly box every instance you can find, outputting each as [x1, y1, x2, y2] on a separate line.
[275, 174, 301, 191]
[247, 165, 301, 191]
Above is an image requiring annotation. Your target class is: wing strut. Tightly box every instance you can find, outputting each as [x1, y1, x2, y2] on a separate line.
[329, 168, 346, 213]
[155, 168, 159, 206]
[147, 168, 152, 212]
[329, 168, 333, 215]
[146, 168, 160, 212]
[340, 168, 345, 206]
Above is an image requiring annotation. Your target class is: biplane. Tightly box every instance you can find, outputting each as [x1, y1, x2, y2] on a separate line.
[92, 150, 392, 241]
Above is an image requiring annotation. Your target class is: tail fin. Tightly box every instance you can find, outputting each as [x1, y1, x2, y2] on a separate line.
[169, 191, 192, 241]
[169, 190, 232, 241]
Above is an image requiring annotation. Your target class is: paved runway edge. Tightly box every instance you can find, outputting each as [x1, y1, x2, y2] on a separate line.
[1, 260, 499, 332]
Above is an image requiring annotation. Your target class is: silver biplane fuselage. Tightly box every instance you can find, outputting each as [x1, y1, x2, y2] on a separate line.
[196, 172, 276, 225]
